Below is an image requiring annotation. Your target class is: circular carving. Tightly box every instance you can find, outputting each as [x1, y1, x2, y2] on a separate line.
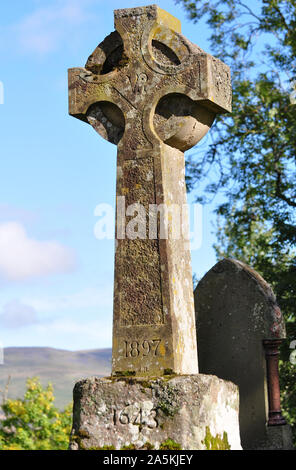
[153, 93, 215, 151]
[141, 24, 191, 75]
[100, 43, 124, 75]
[86, 101, 125, 145]
[151, 40, 181, 66]
[85, 31, 124, 75]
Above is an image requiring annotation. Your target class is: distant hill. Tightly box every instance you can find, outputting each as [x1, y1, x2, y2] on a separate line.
[0, 347, 112, 409]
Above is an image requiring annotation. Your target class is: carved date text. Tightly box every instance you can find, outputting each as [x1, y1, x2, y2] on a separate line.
[124, 339, 162, 358]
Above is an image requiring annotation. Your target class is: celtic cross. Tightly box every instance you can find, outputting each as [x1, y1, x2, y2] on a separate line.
[68, 5, 231, 376]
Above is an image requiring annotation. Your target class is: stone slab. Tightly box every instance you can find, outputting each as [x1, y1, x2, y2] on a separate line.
[194, 258, 291, 450]
[69, 374, 242, 450]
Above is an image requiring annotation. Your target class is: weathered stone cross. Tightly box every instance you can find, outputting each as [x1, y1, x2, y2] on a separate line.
[68, 5, 231, 377]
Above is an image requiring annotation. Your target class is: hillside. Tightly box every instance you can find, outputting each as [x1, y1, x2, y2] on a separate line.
[0, 347, 112, 409]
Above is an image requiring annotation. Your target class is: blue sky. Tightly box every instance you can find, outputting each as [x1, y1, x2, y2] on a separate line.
[0, 0, 220, 351]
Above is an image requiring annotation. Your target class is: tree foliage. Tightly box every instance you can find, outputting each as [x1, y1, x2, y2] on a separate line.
[178, 0, 296, 442]
[0, 377, 72, 450]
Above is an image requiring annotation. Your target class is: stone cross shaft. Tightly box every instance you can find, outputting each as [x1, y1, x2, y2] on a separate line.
[68, 5, 231, 376]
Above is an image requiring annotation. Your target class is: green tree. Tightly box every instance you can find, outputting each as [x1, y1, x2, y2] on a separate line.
[178, 0, 296, 443]
[0, 377, 72, 450]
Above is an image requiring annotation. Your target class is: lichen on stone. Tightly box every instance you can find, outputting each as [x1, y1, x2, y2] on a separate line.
[153, 380, 180, 417]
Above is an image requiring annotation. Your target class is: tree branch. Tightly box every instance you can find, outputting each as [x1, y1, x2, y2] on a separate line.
[236, 1, 262, 22]
[273, 4, 293, 35]
[275, 168, 296, 207]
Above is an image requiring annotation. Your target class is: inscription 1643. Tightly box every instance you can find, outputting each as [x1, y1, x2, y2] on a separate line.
[113, 404, 158, 429]
[124, 339, 162, 358]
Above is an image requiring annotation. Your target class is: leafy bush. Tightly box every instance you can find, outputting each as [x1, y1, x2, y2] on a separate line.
[0, 377, 72, 450]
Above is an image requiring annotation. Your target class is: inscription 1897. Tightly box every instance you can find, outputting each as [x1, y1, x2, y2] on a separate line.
[124, 339, 162, 358]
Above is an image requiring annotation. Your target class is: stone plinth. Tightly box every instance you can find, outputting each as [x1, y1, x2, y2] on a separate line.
[69, 374, 242, 450]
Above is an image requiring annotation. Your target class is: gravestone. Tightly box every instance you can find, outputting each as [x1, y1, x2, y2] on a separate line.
[68, 5, 241, 450]
[194, 258, 294, 450]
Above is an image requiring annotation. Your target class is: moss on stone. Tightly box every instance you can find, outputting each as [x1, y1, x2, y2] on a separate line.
[113, 370, 136, 377]
[120, 443, 137, 450]
[140, 381, 152, 390]
[88, 445, 116, 450]
[71, 429, 91, 450]
[159, 438, 182, 450]
[202, 426, 231, 450]
[163, 368, 174, 375]
[78, 429, 90, 438]
[115, 441, 156, 450]
[142, 441, 155, 450]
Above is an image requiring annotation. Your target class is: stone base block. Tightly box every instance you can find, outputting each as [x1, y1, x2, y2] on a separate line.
[69, 374, 242, 450]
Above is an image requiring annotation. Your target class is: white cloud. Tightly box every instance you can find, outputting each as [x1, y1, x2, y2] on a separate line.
[0, 221, 76, 281]
[12, 0, 96, 54]
[0, 315, 112, 350]
[22, 316, 112, 350]
[0, 299, 38, 329]
[0, 203, 38, 224]
[34, 317, 112, 349]
[23, 284, 113, 313]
